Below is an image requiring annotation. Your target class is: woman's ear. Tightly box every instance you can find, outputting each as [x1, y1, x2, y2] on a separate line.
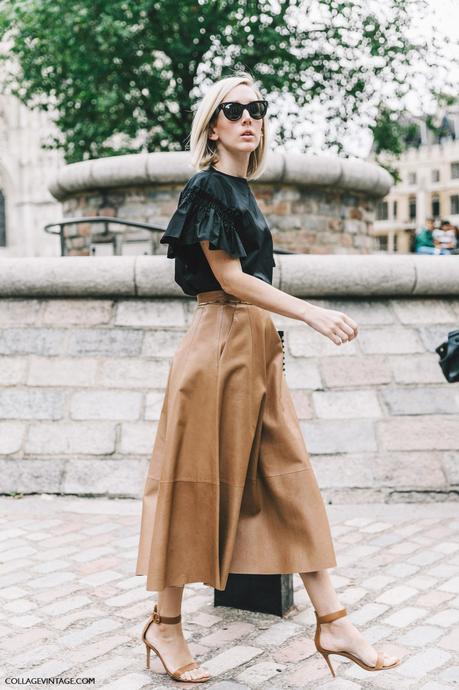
[207, 117, 218, 141]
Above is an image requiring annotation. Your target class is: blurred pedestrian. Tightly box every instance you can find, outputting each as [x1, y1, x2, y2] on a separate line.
[415, 217, 436, 254]
[433, 220, 458, 254]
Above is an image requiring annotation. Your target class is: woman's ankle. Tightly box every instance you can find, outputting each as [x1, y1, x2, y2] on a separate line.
[323, 616, 348, 626]
[147, 620, 184, 639]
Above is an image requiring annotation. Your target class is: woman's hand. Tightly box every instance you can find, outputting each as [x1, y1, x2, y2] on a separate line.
[303, 304, 359, 346]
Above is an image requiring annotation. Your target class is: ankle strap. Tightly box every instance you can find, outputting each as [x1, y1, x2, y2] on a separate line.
[151, 603, 181, 624]
[315, 607, 347, 624]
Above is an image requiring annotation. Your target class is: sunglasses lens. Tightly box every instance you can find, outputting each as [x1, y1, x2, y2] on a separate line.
[249, 101, 267, 119]
[223, 103, 243, 120]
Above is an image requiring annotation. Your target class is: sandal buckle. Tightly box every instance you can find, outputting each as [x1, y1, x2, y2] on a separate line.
[152, 610, 161, 623]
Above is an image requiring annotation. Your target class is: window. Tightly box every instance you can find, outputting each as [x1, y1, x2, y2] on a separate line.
[376, 200, 388, 220]
[376, 235, 388, 250]
[432, 169, 440, 183]
[408, 196, 416, 220]
[432, 194, 441, 218]
[393, 200, 398, 220]
[451, 195, 459, 215]
[408, 171, 417, 185]
[0, 191, 6, 247]
[451, 162, 459, 179]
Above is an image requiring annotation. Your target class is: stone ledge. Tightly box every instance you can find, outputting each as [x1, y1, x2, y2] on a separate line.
[48, 150, 393, 201]
[0, 255, 458, 297]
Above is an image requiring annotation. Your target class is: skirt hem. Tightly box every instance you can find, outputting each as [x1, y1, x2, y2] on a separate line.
[135, 557, 338, 592]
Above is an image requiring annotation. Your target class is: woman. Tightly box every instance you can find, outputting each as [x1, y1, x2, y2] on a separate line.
[135, 72, 401, 683]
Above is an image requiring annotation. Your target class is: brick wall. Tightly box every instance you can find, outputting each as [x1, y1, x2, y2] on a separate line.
[0, 255, 458, 503]
[62, 185, 377, 256]
[48, 150, 393, 257]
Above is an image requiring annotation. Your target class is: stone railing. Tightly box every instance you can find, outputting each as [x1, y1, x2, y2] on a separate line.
[0, 254, 458, 502]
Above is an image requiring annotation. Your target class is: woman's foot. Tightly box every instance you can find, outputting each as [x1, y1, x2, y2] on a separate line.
[145, 617, 210, 682]
[319, 615, 399, 668]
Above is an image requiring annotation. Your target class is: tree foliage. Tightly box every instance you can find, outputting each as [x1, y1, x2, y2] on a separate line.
[0, 0, 457, 163]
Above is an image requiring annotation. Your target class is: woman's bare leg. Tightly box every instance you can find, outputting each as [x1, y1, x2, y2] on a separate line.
[300, 570, 399, 668]
[145, 585, 210, 681]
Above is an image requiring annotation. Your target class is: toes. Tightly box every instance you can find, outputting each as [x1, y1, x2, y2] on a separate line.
[180, 667, 209, 681]
[383, 653, 399, 666]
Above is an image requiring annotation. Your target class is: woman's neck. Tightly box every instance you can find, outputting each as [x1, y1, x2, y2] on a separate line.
[213, 152, 249, 179]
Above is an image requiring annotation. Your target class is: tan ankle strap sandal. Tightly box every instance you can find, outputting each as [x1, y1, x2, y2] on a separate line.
[314, 607, 400, 677]
[151, 605, 181, 625]
[141, 604, 211, 683]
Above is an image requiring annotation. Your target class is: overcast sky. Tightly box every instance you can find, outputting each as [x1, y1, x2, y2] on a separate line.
[429, 0, 459, 45]
[416, 0, 459, 94]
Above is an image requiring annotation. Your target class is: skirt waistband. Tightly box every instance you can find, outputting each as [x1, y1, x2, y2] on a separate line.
[196, 289, 253, 306]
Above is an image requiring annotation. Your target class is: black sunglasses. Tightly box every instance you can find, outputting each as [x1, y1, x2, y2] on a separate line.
[212, 100, 268, 121]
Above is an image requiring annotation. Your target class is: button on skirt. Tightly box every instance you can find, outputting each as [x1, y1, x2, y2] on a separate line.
[135, 289, 337, 592]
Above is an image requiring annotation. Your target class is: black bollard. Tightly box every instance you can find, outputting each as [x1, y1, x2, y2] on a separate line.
[214, 573, 293, 617]
[213, 329, 294, 617]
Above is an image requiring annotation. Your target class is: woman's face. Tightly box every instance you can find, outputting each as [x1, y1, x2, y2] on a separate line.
[208, 84, 264, 156]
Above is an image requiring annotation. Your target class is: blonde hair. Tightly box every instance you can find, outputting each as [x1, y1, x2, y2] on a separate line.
[188, 72, 269, 180]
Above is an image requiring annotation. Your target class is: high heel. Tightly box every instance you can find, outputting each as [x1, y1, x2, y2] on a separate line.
[141, 603, 211, 683]
[314, 607, 400, 677]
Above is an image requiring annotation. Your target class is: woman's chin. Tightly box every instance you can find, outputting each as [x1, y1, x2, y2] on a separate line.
[234, 140, 259, 152]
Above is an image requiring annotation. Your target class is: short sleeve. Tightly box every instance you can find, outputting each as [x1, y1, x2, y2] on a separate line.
[159, 174, 248, 260]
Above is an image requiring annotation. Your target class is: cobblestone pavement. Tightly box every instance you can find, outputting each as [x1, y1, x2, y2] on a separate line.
[1, 496, 458, 690]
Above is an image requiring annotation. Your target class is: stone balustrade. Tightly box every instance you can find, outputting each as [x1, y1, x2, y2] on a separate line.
[0, 254, 458, 502]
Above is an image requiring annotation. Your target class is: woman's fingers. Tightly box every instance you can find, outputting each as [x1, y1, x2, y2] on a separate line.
[307, 306, 358, 346]
[330, 315, 358, 345]
[343, 315, 359, 338]
[330, 332, 344, 345]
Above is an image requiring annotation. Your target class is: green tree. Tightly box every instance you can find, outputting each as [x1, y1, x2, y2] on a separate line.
[0, 0, 457, 163]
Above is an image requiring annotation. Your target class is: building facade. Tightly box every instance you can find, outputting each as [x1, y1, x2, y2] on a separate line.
[0, 93, 64, 258]
[372, 109, 459, 253]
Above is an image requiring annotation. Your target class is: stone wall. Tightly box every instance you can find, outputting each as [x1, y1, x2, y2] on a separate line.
[48, 150, 393, 256]
[61, 184, 378, 257]
[0, 254, 458, 503]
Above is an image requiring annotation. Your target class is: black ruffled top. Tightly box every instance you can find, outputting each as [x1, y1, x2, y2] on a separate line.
[159, 165, 276, 296]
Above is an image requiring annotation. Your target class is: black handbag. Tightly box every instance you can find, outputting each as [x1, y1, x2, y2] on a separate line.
[435, 328, 459, 383]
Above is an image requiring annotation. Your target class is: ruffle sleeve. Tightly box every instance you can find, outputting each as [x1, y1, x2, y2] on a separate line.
[160, 178, 248, 260]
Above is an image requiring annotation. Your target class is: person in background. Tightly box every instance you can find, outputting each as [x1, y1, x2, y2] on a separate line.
[452, 226, 459, 254]
[433, 220, 458, 254]
[415, 217, 436, 254]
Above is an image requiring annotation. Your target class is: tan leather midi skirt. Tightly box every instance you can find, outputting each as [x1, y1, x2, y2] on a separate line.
[135, 289, 337, 592]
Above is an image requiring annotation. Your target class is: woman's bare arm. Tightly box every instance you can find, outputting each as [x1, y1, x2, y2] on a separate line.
[200, 241, 359, 346]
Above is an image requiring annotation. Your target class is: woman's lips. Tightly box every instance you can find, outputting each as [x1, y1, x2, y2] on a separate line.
[241, 133, 255, 138]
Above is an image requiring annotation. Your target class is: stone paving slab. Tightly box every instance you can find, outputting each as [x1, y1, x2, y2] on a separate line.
[0, 495, 458, 689]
